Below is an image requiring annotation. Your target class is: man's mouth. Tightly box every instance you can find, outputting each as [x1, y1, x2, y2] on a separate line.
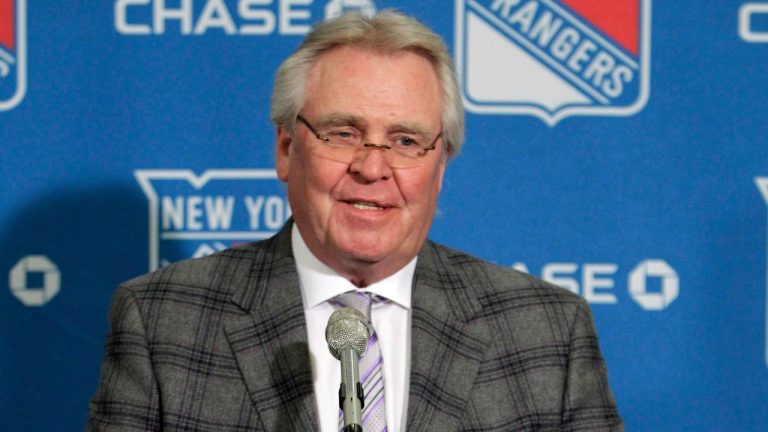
[347, 200, 386, 211]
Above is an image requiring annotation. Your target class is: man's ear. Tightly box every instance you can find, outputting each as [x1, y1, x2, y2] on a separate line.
[275, 126, 293, 182]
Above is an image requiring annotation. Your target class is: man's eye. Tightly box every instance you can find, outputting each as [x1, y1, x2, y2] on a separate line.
[395, 137, 419, 147]
[328, 130, 358, 140]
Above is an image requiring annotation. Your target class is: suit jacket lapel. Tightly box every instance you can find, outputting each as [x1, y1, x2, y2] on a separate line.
[224, 223, 319, 431]
[407, 241, 490, 431]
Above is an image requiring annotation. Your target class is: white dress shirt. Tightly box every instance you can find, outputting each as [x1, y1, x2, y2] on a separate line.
[291, 224, 414, 432]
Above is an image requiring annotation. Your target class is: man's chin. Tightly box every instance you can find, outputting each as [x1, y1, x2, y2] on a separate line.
[335, 248, 404, 287]
[341, 247, 391, 265]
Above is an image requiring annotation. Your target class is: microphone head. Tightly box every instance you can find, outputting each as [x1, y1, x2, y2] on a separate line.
[325, 307, 371, 360]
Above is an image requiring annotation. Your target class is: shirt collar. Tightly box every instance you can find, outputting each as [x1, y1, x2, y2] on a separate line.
[292, 224, 415, 310]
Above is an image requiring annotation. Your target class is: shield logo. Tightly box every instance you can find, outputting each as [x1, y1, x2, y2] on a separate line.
[135, 169, 291, 271]
[455, 0, 651, 125]
[757, 177, 768, 367]
[0, 0, 26, 111]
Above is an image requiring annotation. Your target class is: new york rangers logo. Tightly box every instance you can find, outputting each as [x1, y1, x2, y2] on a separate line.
[0, 0, 26, 111]
[455, 0, 651, 125]
[135, 169, 291, 271]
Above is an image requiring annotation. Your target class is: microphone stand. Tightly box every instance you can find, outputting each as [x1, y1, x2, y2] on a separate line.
[339, 346, 365, 432]
[326, 307, 370, 432]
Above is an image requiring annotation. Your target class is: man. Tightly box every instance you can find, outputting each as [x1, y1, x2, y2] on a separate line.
[88, 11, 622, 431]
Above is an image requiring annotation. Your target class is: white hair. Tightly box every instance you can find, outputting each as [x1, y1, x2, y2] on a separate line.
[270, 10, 465, 157]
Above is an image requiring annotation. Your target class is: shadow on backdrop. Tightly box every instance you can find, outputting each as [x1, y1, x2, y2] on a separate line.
[0, 181, 184, 431]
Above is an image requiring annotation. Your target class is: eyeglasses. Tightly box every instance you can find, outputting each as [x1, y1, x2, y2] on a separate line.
[295, 114, 442, 169]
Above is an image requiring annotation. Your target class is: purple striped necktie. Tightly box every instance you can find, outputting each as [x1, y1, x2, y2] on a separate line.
[332, 291, 388, 432]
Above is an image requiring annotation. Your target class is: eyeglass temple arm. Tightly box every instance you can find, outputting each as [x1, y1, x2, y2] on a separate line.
[296, 115, 329, 142]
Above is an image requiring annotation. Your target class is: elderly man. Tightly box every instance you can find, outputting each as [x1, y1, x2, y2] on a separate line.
[88, 11, 622, 432]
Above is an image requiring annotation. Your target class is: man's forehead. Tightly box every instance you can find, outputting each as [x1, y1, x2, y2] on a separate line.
[316, 44, 432, 65]
[308, 45, 438, 84]
[303, 47, 442, 124]
[314, 112, 434, 136]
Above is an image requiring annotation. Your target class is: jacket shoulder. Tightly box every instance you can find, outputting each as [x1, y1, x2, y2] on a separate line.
[116, 236, 287, 313]
[425, 240, 585, 306]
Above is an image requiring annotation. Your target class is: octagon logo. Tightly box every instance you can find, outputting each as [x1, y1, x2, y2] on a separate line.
[9, 256, 60, 307]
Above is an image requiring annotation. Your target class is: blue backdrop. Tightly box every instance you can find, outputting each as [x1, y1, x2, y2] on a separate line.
[2, 0, 768, 430]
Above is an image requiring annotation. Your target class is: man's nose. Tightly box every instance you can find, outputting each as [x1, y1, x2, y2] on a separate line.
[348, 143, 393, 181]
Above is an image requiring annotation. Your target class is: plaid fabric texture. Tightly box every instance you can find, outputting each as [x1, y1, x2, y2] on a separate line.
[86, 222, 622, 431]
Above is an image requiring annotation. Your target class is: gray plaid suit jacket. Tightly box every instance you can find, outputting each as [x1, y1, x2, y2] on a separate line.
[87, 223, 622, 431]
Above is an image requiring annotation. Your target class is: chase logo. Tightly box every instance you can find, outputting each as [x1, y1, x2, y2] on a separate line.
[740, 3, 768, 43]
[114, 0, 378, 36]
[135, 169, 291, 271]
[455, 0, 651, 125]
[0, 0, 26, 111]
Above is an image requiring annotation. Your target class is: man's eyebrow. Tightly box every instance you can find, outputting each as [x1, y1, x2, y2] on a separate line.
[387, 123, 432, 138]
[315, 113, 367, 129]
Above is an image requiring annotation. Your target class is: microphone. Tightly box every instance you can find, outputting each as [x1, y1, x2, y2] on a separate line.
[326, 307, 371, 432]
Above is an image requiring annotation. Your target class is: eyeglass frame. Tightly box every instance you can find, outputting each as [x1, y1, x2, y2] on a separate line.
[295, 114, 442, 164]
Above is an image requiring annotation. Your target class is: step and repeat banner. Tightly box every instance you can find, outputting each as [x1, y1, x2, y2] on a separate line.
[2, 0, 768, 430]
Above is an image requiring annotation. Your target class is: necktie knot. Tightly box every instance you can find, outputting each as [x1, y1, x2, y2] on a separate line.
[332, 291, 376, 320]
